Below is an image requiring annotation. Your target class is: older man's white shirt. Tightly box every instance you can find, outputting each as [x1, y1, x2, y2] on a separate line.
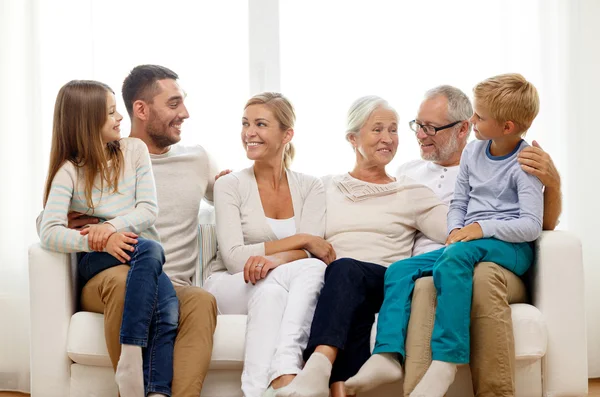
[396, 159, 460, 256]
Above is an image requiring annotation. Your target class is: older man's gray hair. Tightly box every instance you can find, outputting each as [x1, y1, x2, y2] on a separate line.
[425, 85, 473, 133]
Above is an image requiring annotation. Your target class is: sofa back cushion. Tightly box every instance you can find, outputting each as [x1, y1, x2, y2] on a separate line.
[197, 206, 217, 286]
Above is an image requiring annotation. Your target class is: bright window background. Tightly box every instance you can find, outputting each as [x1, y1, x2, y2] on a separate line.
[3, 1, 600, 392]
[280, 0, 548, 178]
[36, 0, 251, 176]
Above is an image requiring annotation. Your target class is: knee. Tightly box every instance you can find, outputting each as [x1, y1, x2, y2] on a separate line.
[413, 277, 436, 300]
[440, 241, 468, 257]
[135, 239, 165, 270]
[435, 243, 473, 273]
[100, 265, 129, 300]
[384, 259, 408, 281]
[81, 265, 128, 312]
[136, 239, 165, 261]
[303, 258, 327, 277]
[249, 282, 287, 308]
[472, 262, 509, 310]
[181, 287, 218, 319]
[325, 257, 358, 280]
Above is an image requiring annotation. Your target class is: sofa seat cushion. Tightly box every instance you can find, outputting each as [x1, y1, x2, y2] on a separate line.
[67, 303, 546, 369]
[66, 312, 248, 370]
[210, 315, 246, 369]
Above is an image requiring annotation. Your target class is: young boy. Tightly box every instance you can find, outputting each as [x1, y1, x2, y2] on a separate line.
[344, 74, 544, 397]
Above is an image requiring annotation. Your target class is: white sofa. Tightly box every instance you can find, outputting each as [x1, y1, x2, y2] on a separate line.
[29, 211, 589, 397]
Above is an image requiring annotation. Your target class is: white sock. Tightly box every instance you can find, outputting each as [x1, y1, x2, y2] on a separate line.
[261, 386, 277, 397]
[115, 344, 144, 397]
[275, 352, 332, 397]
[410, 360, 457, 397]
[344, 353, 403, 394]
[147, 394, 167, 397]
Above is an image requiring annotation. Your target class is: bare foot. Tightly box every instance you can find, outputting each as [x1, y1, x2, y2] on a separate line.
[331, 381, 355, 397]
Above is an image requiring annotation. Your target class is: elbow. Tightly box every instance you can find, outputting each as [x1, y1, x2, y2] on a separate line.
[39, 233, 52, 250]
[223, 252, 244, 274]
[542, 218, 558, 231]
[148, 205, 159, 223]
[524, 222, 543, 242]
[531, 229, 543, 242]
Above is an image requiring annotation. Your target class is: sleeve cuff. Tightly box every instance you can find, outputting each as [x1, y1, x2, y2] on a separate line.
[447, 221, 462, 235]
[477, 220, 495, 238]
[105, 219, 125, 232]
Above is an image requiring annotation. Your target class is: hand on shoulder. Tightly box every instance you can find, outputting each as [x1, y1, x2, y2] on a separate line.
[517, 140, 561, 189]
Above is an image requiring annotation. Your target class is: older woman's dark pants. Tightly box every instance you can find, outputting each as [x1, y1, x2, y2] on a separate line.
[303, 257, 387, 384]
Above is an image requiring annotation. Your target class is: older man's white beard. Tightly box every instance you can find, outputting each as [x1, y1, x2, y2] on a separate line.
[421, 133, 460, 163]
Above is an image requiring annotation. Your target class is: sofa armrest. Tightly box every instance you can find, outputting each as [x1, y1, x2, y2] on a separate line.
[29, 243, 77, 397]
[532, 231, 588, 396]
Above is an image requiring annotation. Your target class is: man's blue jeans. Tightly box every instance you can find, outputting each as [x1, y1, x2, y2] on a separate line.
[78, 237, 179, 396]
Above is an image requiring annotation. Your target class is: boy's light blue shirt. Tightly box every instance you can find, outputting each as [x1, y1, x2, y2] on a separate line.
[448, 139, 543, 243]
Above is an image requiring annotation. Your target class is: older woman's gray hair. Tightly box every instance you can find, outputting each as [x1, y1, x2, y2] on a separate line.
[346, 95, 399, 143]
[424, 85, 473, 134]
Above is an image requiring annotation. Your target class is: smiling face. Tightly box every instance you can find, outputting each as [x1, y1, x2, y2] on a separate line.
[349, 107, 398, 168]
[100, 91, 123, 144]
[145, 79, 189, 148]
[241, 104, 292, 163]
[414, 95, 464, 163]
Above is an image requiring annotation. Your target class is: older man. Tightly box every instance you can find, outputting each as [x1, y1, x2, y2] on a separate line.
[395, 85, 561, 397]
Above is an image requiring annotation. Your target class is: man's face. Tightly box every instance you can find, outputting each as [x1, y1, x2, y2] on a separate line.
[146, 79, 189, 148]
[414, 95, 461, 163]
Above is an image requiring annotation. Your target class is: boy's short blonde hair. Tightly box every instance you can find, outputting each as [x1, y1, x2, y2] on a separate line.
[473, 73, 540, 133]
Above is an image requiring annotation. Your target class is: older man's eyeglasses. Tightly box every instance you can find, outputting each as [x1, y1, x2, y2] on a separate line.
[409, 120, 463, 136]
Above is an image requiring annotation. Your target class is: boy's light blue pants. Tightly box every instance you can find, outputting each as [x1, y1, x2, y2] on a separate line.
[373, 238, 534, 364]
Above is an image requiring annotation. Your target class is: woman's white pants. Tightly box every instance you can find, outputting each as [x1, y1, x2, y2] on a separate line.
[203, 258, 326, 397]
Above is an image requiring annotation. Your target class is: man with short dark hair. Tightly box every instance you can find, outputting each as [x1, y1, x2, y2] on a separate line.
[79, 65, 219, 397]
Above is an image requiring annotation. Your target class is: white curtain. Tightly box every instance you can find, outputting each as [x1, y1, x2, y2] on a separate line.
[279, 0, 600, 376]
[0, 0, 598, 393]
[0, 0, 249, 392]
[557, 0, 600, 377]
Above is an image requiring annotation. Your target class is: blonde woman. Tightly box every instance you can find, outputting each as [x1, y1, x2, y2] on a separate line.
[204, 93, 334, 397]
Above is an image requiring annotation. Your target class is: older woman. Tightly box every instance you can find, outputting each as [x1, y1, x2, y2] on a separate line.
[204, 92, 335, 397]
[276, 96, 448, 397]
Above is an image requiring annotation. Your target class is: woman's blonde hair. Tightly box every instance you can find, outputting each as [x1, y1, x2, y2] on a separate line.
[473, 73, 540, 132]
[245, 92, 296, 169]
[44, 80, 124, 212]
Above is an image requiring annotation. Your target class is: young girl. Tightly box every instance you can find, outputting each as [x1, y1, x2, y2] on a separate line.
[39, 80, 178, 397]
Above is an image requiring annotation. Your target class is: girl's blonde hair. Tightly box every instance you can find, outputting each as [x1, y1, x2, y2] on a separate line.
[245, 92, 296, 169]
[44, 80, 124, 212]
